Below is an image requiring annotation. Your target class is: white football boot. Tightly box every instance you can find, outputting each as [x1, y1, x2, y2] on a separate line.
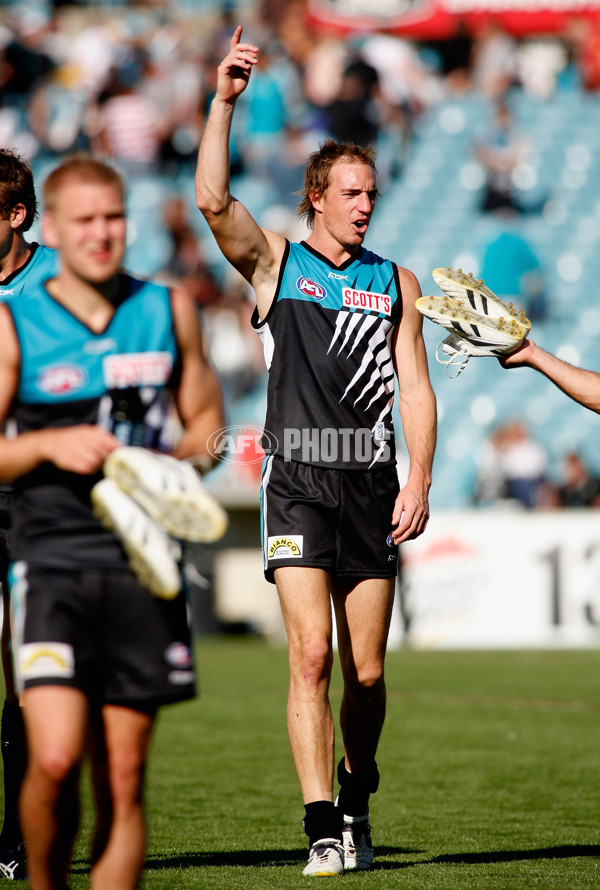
[340, 812, 374, 871]
[432, 266, 531, 332]
[416, 288, 529, 377]
[302, 839, 345, 877]
[103, 447, 228, 543]
[91, 477, 182, 599]
[416, 294, 529, 350]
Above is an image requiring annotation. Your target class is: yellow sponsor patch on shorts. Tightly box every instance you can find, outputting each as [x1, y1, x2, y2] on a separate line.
[268, 535, 304, 559]
[18, 642, 75, 680]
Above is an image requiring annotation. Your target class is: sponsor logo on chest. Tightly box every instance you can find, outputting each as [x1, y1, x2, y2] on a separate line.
[103, 351, 173, 388]
[343, 287, 391, 316]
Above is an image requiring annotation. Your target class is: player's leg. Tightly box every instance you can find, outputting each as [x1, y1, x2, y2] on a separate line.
[89, 568, 194, 888]
[20, 685, 88, 890]
[89, 704, 155, 890]
[334, 576, 395, 771]
[0, 546, 27, 875]
[332, 576, 395, 871]
[274, 565, 344, 875]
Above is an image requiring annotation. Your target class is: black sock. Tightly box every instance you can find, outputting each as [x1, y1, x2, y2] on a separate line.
[336, 757, 379, 817]
[0, 701, 27, 850]
[303, 800, 343, 845]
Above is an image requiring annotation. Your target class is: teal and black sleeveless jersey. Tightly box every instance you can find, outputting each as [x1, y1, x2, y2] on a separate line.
[0, 244, 58, 531]
[7, 273, 181, 570]
[0, 243, 57, 301]
[251, 241, 402, 470]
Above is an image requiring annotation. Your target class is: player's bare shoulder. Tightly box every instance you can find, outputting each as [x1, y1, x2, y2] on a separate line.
[396, 264, 423, 322]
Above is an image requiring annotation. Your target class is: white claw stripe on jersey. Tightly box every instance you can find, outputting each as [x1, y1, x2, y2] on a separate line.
[332, 313, 396, 417]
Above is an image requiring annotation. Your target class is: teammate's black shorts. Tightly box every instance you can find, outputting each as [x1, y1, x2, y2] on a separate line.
[9, 562, 196, 709]
[260, 455, 400, 584]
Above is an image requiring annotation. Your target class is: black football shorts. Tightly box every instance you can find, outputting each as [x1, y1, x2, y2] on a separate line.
[260, 455, 400, 583]
[9, 562, 196, 709]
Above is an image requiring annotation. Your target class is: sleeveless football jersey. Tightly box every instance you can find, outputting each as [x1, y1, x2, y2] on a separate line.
[0, 244, 58, 530]
[251, 241, 402, 470]
[0, 243, 57, 300]
[7, 273, 181, 569]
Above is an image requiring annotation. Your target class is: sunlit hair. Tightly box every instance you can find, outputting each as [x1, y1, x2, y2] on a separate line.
[0, 148, 38, 233]
[296, 139, 378, 229]
[43, 154, 125, 211]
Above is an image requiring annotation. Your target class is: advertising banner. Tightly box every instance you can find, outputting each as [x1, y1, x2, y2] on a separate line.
[400, 510, 600, 649]
[307, 0, 600, 38]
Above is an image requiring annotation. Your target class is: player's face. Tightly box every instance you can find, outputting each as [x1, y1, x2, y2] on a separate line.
[44, 180, 126, 284]
[313, 161, 377, 252]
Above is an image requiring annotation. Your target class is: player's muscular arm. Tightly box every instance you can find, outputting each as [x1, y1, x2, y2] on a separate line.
[195, 26, 284, 319]
[168, 286, 224, 467]
[391, 267, 437, 543]
[0, 305, 119, 482]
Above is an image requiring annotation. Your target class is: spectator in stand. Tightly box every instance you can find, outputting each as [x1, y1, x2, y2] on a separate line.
[322, 58, 380, 149]
[479, 209, 547, 321]
[474, 420, 549, 509]
[160, 194, 222, 308]
[90, 60, 165, 176]
[558, 452, 600, 508]
[0, 10, 54, 109]
[475, 99, 527, 214]
[238, 34, 290, 177]
[469, 20, 519, 97]
[434, 20, 475, 94]
[27, 64, 90, 155]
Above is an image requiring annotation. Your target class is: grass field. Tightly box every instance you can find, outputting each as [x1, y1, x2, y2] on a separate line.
[5, 639, 600, 888]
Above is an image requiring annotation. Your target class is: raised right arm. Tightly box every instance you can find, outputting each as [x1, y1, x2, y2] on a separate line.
[195, 26, 285, 319]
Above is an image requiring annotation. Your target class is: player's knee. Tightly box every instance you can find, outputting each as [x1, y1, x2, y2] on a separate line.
[292, 638, 334, 690]
[30, 747, 80, 789]
[352, 659, 385, 692]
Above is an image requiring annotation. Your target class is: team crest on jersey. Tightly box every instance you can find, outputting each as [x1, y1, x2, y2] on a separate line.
[38, 364, 87, 395]
[103, 351, 173, 388]
[268, 535, 304, 559]
[296, 276, 327, 301]
[343, 287, 391, 316]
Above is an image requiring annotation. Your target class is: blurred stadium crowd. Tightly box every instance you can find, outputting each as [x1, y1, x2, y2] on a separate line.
[3, 0, 600, 509]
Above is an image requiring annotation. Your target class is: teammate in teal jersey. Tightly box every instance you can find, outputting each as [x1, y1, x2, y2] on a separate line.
[196, 28, 437, 876]
[0, 154, 224, 890]
[0, 148, 57, 880]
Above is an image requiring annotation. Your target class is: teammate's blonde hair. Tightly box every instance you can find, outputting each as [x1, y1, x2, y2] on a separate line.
[43, 154, 124, 211]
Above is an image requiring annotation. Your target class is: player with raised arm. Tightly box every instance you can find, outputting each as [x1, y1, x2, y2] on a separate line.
[196, 28, 436, 876]
[0, 154, 224, 890]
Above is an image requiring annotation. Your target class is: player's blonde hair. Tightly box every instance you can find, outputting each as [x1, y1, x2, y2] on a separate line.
[43, 154, 125, 211]
[296, 139, 378, 229]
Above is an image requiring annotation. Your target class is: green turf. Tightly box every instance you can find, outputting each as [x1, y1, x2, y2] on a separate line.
[7, 641, 600, 888]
